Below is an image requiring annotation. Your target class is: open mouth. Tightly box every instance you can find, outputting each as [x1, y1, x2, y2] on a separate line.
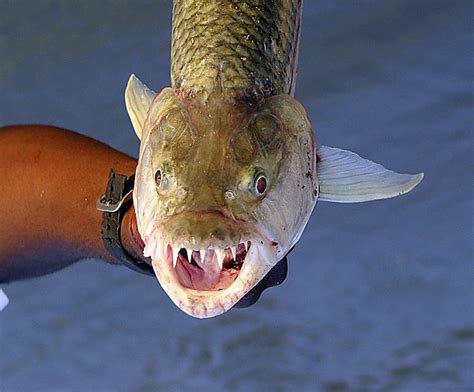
[171, 242, 251, 290]
[143, 225, 282, 318]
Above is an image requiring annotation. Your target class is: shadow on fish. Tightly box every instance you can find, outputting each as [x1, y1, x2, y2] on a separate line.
[125, 1, 423, 318]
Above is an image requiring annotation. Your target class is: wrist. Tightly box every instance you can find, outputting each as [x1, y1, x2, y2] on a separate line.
[97, 168, 153, 275]
[120, 204, 151, 265]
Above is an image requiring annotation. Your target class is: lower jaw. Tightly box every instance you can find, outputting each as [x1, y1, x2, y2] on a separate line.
[149, 242, 269, 318]
[144, 232, 282, 318]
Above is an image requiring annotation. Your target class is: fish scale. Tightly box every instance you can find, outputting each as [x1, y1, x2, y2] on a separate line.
[171, 0, 301, 101]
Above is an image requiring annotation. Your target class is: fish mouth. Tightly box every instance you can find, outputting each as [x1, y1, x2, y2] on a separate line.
[143, 225, 281, 318]
[172, 242, 250, 291]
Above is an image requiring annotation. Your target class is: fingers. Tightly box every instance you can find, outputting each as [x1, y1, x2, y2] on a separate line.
[234, 256, 288, 308]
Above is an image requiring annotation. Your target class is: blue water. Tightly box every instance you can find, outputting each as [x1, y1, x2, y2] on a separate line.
[1, 1, 472, 391]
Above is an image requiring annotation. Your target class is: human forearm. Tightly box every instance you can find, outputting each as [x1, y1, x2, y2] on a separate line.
[0, 125, 144, 282]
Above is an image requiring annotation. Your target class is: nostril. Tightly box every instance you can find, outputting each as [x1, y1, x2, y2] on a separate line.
[225, 190, 235, 200]
[154, 169, 162, 186]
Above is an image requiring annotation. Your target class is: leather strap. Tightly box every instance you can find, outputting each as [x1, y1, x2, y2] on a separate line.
[97, 169, 154, 276]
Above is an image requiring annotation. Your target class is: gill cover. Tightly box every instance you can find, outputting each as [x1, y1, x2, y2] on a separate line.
[239, 95, 318, 252]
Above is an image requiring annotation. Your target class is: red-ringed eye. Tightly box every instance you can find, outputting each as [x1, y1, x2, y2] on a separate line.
[255, 175, 267, 195]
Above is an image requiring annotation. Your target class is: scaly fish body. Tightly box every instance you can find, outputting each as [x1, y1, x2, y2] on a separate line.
[171, 0, 301, 100]
[126, 1, 423, 318]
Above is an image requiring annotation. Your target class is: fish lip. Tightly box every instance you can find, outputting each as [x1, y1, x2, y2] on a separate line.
[155, 209, 256, 250]
[146, 226, 280, 318]
[172, 207, 243, 220]
[162, 208, 248, 228]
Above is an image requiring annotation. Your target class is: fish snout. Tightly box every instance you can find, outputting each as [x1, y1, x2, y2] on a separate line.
[162, 210, 247, 250]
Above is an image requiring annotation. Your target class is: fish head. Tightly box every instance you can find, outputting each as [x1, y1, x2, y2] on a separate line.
[127, 76, 317, 318]
[126, 74, 424, 318]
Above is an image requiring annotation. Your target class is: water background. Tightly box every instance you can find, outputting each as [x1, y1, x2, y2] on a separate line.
[1, 1, 472, 391]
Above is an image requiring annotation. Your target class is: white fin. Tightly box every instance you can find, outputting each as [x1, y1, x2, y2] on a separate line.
[125, 74, 156, 140]
[0, 289, 8, 311]
[317, 145, 424, 203]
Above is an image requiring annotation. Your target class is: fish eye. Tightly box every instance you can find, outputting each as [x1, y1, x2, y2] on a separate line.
[255, 175, 268, 196]
[155, 169, 162, 187]
[154, 162, 173, 192]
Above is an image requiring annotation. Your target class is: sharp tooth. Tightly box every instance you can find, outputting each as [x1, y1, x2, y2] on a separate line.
[230, 246, 237, 260]
[215, 248, 224, 269]
[200, 248, 207, 263]
[143, 244, 152, 258]
[171, 245, 180, 268]
[143, 233, 159, 258]
[186, 248, 192, 263]
[244, 241, 249, 252]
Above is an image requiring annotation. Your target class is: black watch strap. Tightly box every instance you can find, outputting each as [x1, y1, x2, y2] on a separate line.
[96, 169, 154, 276]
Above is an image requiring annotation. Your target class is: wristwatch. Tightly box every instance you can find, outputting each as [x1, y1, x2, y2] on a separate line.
[96, 169, 154, 276]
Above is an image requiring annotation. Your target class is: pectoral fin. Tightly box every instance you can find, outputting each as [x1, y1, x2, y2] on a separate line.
[317, 145, 423, 203]
[125, 74, 156, 140]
